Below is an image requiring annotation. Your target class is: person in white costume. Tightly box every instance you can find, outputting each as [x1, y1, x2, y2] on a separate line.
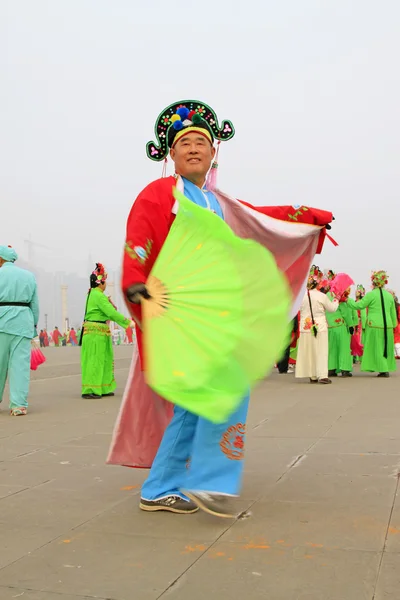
[296, 265, 339, 384]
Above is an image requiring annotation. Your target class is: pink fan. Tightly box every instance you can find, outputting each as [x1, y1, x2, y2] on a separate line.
[330, 273, 354, 299]
[31, 341, 46, 371]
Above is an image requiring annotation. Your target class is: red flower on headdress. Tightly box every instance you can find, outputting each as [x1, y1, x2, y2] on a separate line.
[92, 263, 107, 282]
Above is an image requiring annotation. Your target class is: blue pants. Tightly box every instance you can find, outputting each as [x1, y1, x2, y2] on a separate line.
[0, 333, 31, 409]
[141, 394, 250, 500]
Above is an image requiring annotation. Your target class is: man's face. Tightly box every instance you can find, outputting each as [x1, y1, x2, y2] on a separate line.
[170, 133, 215, 182]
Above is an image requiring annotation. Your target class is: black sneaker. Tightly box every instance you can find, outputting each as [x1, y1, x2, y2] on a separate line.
[377, 372, 390, 378]
[139, 495, 199, 514]
[81, 394, 102, 399]
[102, 392, 115, 397]
[341, 371, 353, 377]
[328, 370, 338, 377]
[182, 491, 239, 519]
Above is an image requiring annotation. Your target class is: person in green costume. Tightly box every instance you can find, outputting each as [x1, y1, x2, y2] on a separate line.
[346, 270, 398, 377]
[327, 285, 358, 377]
[80, 263, 133, 399]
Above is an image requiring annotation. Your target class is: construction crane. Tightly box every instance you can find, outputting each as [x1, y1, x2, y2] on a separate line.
[24, 237, 53, 264]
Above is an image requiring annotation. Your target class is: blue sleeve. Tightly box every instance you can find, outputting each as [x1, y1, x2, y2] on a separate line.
[30, 280, 40, 328]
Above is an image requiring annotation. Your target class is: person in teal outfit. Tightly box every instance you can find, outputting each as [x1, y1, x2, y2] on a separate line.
[0, 245, 39, 416]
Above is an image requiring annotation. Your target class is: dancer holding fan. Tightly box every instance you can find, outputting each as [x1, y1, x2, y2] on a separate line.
[113, 99, 335, 519]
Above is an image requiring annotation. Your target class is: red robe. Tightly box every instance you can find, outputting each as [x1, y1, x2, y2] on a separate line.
[126, 326, 133, 344]
[43, 331, 49, 346]
[110, 177, 334, 468]
[394, 306, 400, 345]
[69, 330, 78, 344]
[122, 176, 334, 363]
[238, 202, 336, 255]
[52, 329, 62, 344]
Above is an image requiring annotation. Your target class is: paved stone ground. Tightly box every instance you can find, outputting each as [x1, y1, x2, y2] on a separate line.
[1, 346, 400, 599]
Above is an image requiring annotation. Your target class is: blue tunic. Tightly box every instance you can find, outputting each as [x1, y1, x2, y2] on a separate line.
[182, 177, 224, 220]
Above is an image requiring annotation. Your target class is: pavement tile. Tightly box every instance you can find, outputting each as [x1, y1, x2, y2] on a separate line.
[64, 432, 115, 447]
[325, 418, 400, 439]
[0, 460, 145, 492]
[249, 419, 332, 439]
[243, 447, 307, 475]
[0, 461, 66, 488]
[1, 523, 72, 570]
[0, 483, 133, 531]
[308, 437, 400, 456]
[164, 543, 379, 600]
[11, 444, 111, 466]
[268, 472, 397, 507]
[0, 531, 210, 600]
[294, 452, 400, 477]
[222, 499, 390, 551]
[0, 347, 398, 599]
[71, 497, 231, 542]
[384, 493, 400, 552]
[0, 442, 47, 462]
[0, 484, 29, 499]
[245, 436, 318, 454]
[0, 590, 97, 600]
[374, 552, 400, 599]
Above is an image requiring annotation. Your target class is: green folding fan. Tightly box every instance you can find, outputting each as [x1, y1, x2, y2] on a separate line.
[142, 187, 291, 423]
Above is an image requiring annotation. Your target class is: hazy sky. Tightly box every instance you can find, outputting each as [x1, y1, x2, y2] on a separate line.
[2, 1, 400, 291]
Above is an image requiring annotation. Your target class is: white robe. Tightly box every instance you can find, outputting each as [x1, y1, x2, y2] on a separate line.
[295, 289, 338, 380]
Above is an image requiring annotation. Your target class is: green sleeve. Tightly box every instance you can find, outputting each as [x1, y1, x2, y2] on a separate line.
[390, 299, 398, 328]
[96, 293, 130, 328]
[339, 303, 356, 328]
[361, 308, 367, 329]
[347, 295, 370, 311]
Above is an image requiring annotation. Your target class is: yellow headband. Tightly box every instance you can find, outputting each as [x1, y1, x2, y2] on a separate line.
[171, 126, 213, 148]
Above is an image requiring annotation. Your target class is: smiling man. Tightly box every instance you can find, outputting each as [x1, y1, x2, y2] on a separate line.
[119, 100, 334, 519]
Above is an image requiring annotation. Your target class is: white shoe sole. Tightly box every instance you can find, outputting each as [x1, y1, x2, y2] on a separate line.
[139, 501, 198, 514]
[183, 491, 238, 519]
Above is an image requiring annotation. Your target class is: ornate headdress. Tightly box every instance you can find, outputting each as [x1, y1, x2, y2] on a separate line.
[317, 279, 330, 292]
[308, 264, 323, 289]
[371, 270, 388, 288]
[90, 263, 107, 288]
[146, 100, 235, 162]
[316, 269, 335, 292]
[356, 284, 365, 299]
[326, 269, 336, 281]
